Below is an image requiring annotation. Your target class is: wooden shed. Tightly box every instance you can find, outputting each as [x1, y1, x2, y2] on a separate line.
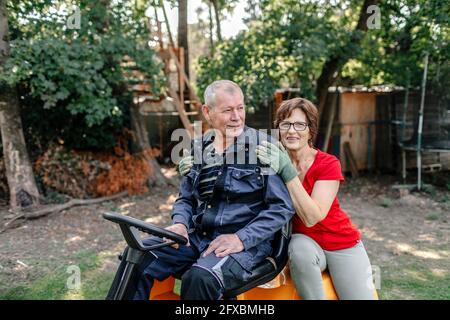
[319, 86, 450, 175]
[318, 86, 404, 174]
[270, 87, 399, 174]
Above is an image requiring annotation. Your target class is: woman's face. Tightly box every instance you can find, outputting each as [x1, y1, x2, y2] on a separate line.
[279, 108, 311, 151]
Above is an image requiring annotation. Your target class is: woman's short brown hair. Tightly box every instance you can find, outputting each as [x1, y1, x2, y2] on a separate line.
[274, 97, 319, 147]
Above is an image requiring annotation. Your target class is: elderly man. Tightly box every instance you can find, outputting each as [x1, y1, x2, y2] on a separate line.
[108, 80, 294, 300]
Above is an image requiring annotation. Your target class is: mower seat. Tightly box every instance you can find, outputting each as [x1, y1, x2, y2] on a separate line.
[222, 222, 291, 299]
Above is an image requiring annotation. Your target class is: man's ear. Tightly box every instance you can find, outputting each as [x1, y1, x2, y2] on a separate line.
[202, 104, 212, 123]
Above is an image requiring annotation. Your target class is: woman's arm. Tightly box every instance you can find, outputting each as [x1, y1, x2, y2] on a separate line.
[256, 141, 340, 227]
[286, 178, 339, 227]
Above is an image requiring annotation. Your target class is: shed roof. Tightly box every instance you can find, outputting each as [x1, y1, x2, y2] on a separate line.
[328, 85, 406, 93]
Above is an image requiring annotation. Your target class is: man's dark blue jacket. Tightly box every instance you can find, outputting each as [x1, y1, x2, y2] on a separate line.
[172, 126, 295, 272]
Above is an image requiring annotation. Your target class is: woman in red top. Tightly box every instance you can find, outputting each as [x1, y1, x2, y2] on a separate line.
[256, 97, 375, 300]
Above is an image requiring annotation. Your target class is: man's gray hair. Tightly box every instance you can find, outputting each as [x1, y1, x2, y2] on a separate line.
[204, 80, 244, 108]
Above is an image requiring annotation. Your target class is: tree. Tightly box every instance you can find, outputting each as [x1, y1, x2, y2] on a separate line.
[196, 0, 448, 118]
[315, 0, 380, 117]
[210, 0, 222, 42]
[342, 0, 449, 98]
[204, 0, 240, 43]
[207, 2, 214, 54]
[2, 0, 169, 193]
[0, 0, 41, 211]
[178, 0, 189, 78]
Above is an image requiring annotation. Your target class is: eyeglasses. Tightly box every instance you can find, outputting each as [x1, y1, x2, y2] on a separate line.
[279, 121, 308, 131]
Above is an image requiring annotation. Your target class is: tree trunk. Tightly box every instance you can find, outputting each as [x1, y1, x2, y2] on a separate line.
[316, 0, 380, 120]
[208, 1, 214, 56]
[0, 0, 41, 212]
[211, 0, 222, 42]
[129, 104, 168, 187]
[178, 0, 189, 78]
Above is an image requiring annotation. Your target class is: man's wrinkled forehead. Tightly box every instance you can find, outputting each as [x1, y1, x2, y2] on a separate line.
[214, 89, 244, 108]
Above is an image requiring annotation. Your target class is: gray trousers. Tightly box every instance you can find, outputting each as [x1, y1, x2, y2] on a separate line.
[288, 233, 375, 300]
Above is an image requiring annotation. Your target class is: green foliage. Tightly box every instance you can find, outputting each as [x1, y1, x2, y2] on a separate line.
[196, 30, 298, 109]
[425, 212, 441, 221]
[196, 0, 363, 108]
[196, 0, 449, 108]
[378, 196, 393, 208]
[343, 0, 450, 94]
[2, 0, 166, 150]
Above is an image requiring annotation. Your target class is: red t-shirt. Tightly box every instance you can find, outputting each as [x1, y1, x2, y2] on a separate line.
[292, 149, 361, 251]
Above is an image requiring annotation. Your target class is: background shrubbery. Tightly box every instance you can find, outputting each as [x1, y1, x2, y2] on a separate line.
[0, 0, 168, 198]
[196, 0, 449, 109]
[2, 0, 166, 152]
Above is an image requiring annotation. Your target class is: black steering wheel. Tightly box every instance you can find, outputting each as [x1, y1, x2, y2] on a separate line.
[103, 212, 188, 251]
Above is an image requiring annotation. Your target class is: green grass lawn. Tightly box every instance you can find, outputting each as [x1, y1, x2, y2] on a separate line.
[2, 249, 448, 300]
[379, 255, 450, 300]
[0, 250, 115, 300]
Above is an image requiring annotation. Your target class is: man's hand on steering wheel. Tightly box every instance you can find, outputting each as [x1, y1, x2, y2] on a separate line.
[165, 223, 190, 248]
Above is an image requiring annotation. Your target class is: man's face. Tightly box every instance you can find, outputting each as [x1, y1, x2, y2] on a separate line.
[203, 90, 245, 139]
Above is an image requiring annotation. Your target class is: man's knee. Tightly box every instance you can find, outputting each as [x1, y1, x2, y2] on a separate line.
[180, 267, 222, 300]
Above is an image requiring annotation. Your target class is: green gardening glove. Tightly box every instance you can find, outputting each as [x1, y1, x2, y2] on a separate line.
[255, 141, 298, 183]
[178, 150, 194, 176]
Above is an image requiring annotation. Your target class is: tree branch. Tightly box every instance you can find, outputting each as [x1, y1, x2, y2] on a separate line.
[0, 191, 128, 233]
